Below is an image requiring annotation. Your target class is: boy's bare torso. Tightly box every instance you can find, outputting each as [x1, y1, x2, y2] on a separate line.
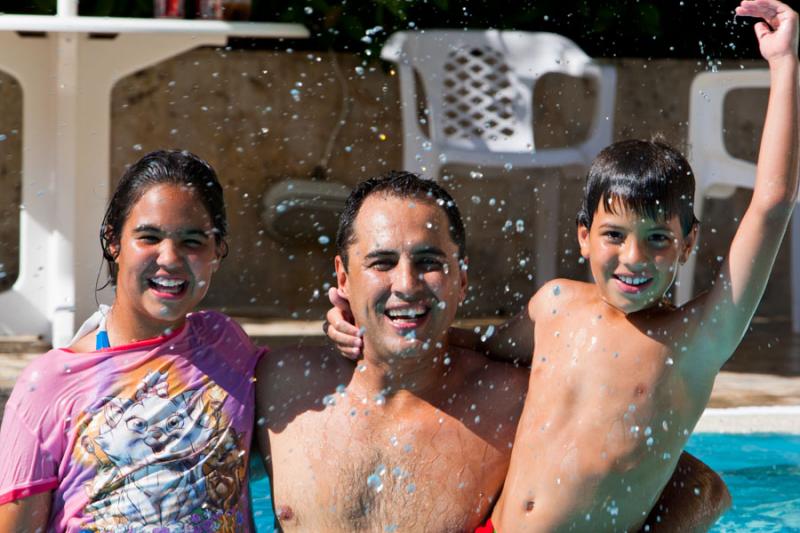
[495, 279, 716, 531]
[257, 346, 527, 532]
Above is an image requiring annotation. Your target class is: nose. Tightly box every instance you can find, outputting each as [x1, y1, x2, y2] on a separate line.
[157, 239, 182, 268]
[392, 258, 422, 298]
[621, 237, 647, 268]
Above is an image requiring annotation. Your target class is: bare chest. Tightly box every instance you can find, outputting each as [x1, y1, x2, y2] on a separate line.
[268, 404, 508, 532]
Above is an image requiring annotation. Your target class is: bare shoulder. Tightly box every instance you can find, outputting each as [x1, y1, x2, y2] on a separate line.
[256, 344, 356, 427]
[530, 278, 595, 320]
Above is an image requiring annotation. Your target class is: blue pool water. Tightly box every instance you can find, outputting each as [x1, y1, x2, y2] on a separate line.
[250, 433, 800, 532]
[685, 433, 800, 532]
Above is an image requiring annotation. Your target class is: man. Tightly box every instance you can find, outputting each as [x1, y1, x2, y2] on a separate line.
[255, 171, 728, 531]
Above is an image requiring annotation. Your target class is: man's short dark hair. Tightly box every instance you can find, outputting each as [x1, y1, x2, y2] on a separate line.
[336, 171, 466, 268]
[577, 138, 699, 236]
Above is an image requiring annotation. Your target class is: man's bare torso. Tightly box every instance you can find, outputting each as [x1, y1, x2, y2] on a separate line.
[257, 345, 527, 532]
[494, 279, 715, 532]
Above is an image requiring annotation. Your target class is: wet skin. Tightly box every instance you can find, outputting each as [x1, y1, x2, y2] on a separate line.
[102, 184, 222, 346]
[256, 195, 528, 532]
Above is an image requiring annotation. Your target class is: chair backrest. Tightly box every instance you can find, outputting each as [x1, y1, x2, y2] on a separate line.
[688, 70, 769, 199]
[382, 30, 607, 155]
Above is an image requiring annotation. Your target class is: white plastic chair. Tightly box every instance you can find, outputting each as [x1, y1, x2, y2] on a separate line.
[676, 69, 800, 333]
[381, 30, 616, 287]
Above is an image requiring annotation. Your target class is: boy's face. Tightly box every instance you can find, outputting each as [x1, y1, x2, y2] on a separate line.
[577, 199, 696, 314]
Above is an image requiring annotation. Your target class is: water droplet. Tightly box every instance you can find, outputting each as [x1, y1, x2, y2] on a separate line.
[374, 393, 386, 405]
[553, 285, 561, 296]
[665, 357, 674, 366]
[323, 394, 336, 406]
[367, 474, 383, 492]
[133, 143, 143, 151]
[406, 483, 416, 494]
[318, 235, 330, 245]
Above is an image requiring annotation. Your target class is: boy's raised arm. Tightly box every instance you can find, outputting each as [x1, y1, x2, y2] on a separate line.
[694, 0, 799, 370]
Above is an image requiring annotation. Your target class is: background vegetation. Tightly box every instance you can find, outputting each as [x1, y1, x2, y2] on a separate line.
[0, 0, 767, 60]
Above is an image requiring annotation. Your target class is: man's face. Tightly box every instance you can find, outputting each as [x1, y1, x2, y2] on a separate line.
[336, 194, 467, 361]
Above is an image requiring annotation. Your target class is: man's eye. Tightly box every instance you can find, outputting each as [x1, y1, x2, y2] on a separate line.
[139, 235, 160, 244]
[184, 239, 204, 248]
[418, 258, 444, 271]
[369, 260, 393, 270]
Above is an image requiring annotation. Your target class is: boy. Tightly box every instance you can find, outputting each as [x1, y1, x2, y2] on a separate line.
[327, 0, 798, 529]
[490, 1, 797, 530]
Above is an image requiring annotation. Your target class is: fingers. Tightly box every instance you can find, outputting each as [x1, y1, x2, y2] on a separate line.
[754, 20, 773, 41]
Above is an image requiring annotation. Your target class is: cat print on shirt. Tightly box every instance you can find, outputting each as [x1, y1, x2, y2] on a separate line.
[78, 370, 247, 532]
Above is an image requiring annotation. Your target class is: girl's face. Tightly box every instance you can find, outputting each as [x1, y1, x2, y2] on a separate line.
[111, 183, 222, 337]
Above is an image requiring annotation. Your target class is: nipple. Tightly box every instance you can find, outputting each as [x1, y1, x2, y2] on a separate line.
[277, 505, 295, 521]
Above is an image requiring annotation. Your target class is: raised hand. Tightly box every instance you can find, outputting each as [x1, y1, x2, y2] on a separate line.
[736, 0, 799, 62]
[324, 287, 362, 359]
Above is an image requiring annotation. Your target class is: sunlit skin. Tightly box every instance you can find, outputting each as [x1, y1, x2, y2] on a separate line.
[255, 194, 528, 532]
[73, 184, 222, 350]
[578, 200, 695, 315]
[0, 184, 225, 528]
[488, 1, 800, 530]
[335, 194, 467, 378]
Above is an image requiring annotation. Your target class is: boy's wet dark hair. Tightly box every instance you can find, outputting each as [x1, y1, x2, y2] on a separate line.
[99, 149, 228, 287]
[577, 139, 699, 236]
[336, 170, 466, 269]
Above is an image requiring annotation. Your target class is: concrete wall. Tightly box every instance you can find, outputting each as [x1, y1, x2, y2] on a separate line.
[0, 50, 790, 324]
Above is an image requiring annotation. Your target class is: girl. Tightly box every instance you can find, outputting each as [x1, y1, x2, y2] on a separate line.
[0, 150, 264, 532]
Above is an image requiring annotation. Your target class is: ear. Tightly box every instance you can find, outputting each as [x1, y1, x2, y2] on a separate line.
[577, 223, 591, 260]
[679, 224, 699, 264]
[335, 255, 349, 299]
[458, 257, 468, 304]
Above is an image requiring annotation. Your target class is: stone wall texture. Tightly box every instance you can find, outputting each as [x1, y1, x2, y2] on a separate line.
[0, 49, 790, 323]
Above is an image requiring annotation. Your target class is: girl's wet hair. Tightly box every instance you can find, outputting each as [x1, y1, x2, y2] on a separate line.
[336, 170, 466, 269]
[99, 149, 228, 287]
[577, 138, 699, 236]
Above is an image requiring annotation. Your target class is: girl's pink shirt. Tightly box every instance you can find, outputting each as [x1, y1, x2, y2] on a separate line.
[0, 310, 266, 532]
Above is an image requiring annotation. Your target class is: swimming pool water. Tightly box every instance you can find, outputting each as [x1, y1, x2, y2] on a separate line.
[685, 433, 800, 533]
[250, 433, 800, 532]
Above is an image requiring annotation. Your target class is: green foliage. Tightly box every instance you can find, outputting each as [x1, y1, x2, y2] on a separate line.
[0, 0, 761, 59]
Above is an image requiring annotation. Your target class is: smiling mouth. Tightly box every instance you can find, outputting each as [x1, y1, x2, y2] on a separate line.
[613, 274, 653, 292]
[148, 277, 188, 297]
[384, 305, 430, 328]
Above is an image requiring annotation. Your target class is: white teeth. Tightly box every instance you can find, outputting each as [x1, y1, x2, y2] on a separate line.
[387, 307, 427, 318]
[150, 277, 185, 288]
[618, 275, 649, 286]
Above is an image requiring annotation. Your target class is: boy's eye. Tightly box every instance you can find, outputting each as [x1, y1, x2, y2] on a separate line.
[602, 231, 624, 243]
[648, 233, 671, 246]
